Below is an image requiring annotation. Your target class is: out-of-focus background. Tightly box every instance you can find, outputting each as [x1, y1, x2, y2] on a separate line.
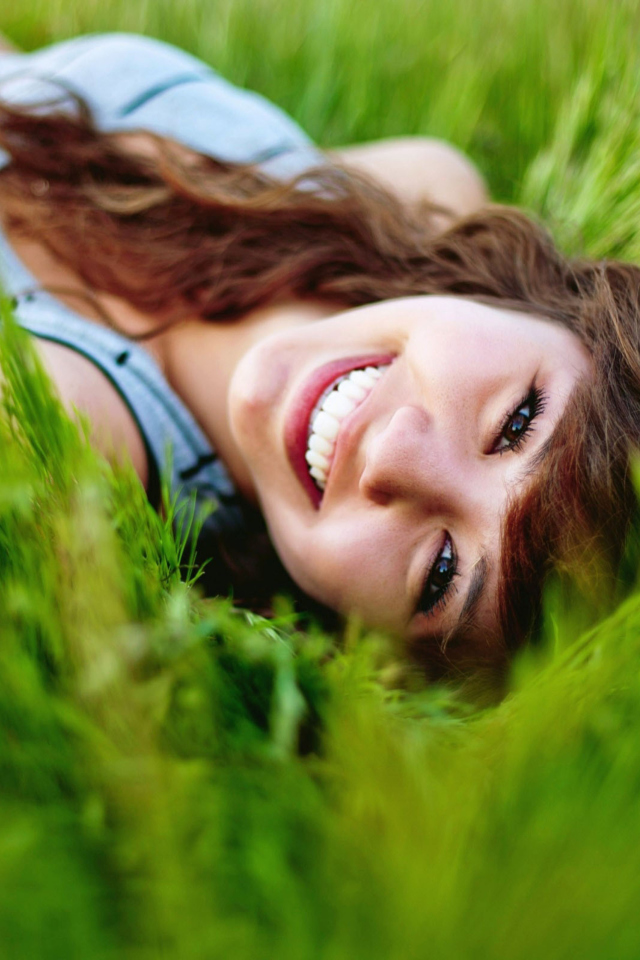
[6, 0, 640, 257]
[2, 2, 640, 958]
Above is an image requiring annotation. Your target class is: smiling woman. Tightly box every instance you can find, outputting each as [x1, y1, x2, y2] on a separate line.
[228, 297, 591, 648]
[0, 31, 636, 677]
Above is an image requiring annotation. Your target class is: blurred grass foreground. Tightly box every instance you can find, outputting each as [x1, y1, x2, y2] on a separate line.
[3, 0, 640, 957]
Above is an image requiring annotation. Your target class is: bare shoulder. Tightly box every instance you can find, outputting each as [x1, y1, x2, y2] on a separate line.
[32, 339, 149, 485]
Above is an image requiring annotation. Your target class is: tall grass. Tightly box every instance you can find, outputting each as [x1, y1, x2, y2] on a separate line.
[1, 1, 640, 956]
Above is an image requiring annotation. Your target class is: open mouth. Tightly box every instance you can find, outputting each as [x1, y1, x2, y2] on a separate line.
[305, 364, 390, 490]
[285, 353, 394, 508]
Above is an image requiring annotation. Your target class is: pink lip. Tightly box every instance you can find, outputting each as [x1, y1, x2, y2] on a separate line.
[285, 354, 394, 508]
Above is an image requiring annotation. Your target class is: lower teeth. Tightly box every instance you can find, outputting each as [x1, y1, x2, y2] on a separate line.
[305, 363, 388, 491]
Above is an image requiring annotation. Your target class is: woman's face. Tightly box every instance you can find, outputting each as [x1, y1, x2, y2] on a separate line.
[228, 296, 592, 645]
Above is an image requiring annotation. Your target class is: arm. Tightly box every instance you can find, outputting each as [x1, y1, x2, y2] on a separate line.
[0, 31, 484, 224]
[34, 339, 149, 485]
[330, 136, 489, 228]
[0, 331, 149, 483]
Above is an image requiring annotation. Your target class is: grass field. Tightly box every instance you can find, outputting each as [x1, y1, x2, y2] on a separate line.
[2, 1, 640, 957]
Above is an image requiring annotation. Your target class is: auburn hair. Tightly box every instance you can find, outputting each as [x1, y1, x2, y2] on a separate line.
[0, 88, 638, 678]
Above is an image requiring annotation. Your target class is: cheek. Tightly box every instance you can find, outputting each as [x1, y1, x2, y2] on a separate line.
[431, 322, 521, 378]
[264, 507, 407, 623]
[408, 322, 516, 407]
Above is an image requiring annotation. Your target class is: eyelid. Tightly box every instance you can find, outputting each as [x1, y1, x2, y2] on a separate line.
[489, 381, 547, 454]
[492, 384, 534, 449]
[414, 532, 459, 620]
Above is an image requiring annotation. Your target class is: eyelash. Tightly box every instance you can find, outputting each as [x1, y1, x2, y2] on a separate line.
[417, 534, 460, 619]
[416, 383, 548, 619]
[491, 383, 548, 455]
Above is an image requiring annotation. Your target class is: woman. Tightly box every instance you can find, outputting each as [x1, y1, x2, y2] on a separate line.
[0, 32, 633, 677]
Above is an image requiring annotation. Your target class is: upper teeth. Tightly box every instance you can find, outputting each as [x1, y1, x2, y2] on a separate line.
[305, 364, 389, 490]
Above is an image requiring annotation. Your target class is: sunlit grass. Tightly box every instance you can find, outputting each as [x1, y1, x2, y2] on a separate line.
[2, 2, 640, 957]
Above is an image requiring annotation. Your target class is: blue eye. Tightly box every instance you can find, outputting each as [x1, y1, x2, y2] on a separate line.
[492, 385, 547, 454]
[417, 535, 458, 618]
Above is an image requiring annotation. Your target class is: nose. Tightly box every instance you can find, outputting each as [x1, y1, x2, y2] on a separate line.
[359, 404, 461, 509]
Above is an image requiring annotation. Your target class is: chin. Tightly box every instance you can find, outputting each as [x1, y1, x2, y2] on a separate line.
[229, 350, 285, 447]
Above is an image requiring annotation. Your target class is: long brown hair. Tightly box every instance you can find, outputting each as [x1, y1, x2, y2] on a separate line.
[1, 89, 639, 675]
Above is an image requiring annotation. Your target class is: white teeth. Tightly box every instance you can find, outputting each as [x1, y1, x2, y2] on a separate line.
[305, 362, 390, 493]
[305, 449, 330, 470]
[321, 391, 357, 418]
[309, 466, 327, 488]
[338, 379, 367, 402]
[308, 433, 334, 457]
[349, 369, 377, 389]
[311, 410, 341, 441]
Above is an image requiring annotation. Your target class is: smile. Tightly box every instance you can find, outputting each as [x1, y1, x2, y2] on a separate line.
[306, 364, 390, 489]
[284, 353, 393, 509]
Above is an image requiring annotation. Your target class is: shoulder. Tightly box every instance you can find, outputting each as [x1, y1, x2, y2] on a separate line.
[59, 32, 215, 81]
[0, 32, 214, 121]
[33, 338, 149, 485]
[6, 31, 211, 74]
[0, 31, 320, 180]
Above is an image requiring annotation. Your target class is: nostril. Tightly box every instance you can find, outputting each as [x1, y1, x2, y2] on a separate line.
[359, 448, 404, 503]
[371, 490, 392, 506]
[359, 472, 392, 505]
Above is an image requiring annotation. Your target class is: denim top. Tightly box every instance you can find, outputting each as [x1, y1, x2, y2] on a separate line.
[0, 33, 324, 530]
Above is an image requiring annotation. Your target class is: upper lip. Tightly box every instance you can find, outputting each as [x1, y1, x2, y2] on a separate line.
[284, 353, 394, 508]
[324, 365, 391, 501]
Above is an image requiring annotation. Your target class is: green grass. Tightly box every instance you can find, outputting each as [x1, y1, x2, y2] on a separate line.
[2, 1, 640, 956]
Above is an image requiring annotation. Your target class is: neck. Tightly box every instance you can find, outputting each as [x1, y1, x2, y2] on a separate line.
[160, 299, 337, 500]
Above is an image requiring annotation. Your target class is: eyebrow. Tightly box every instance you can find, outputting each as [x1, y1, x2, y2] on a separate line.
[527, 432, 555, 474]
[417, 554, 489, 652]
[456, 554, 489, 632]
[440, 399, 569, 643]
[445, 426, 554, 638]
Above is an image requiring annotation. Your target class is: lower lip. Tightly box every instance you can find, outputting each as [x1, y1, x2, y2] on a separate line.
[285, 353, 394, 508]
